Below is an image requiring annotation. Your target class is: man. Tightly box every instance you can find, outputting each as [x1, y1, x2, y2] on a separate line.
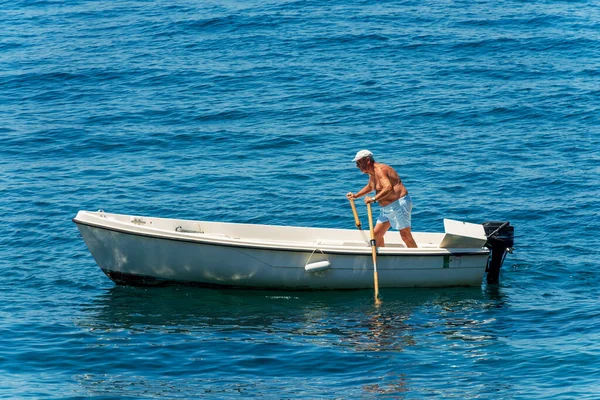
[346, 150, 418, 248]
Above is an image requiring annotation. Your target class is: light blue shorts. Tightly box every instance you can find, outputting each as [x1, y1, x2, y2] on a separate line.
[377, 195, 413, 230]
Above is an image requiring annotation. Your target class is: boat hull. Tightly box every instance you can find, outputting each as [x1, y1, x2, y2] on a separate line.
[76, 218, 489, 289]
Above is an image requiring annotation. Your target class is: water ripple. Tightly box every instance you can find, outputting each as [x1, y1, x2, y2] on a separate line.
[2, 0, 600, 397]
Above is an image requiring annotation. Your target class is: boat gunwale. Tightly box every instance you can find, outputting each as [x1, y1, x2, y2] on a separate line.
[73, 216, 489, 257]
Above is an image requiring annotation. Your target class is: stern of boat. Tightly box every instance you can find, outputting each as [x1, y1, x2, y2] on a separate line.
[482, 221, 515, 284]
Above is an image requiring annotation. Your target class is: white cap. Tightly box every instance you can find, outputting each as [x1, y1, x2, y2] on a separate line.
[352, 149, 373, 162]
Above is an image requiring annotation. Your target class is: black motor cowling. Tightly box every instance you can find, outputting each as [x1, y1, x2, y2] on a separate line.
[482, 221, 515, 284]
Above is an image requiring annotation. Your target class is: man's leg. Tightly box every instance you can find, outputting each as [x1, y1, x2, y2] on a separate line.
[400, 227, 418, 248]
[374, 222, 390, 247]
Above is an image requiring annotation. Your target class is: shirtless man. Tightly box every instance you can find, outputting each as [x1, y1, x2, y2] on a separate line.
[346, 150, 418, 248]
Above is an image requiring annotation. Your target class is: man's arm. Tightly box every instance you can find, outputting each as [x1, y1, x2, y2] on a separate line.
[353, 183, 374, 198]
[347, 178, 374, 199]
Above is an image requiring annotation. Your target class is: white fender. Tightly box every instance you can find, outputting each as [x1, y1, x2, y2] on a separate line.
[304, 260, 331, 272]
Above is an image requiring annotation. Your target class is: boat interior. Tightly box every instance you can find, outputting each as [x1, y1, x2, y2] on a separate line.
[77, 211, 488, 250]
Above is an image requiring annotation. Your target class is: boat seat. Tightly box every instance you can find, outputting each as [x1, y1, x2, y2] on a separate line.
[385, 243, 407, 248]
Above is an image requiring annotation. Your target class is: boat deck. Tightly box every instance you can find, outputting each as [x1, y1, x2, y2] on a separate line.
[75, 211, 487, 254]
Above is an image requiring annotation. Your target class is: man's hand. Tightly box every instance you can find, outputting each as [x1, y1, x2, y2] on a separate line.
[346, 192, 355, 200]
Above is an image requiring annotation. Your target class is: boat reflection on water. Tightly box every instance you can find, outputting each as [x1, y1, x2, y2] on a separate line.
[79, 286, 507, 350]
[76, 286, 509, 397]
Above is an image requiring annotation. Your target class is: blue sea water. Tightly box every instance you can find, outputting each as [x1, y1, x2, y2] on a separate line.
[1, 0, 600, 398]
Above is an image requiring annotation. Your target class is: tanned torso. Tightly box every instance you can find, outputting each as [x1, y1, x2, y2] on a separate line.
[370, 162, 408, 207]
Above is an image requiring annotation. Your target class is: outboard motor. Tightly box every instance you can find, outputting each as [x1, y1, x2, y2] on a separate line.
[482, 221, 515, 284]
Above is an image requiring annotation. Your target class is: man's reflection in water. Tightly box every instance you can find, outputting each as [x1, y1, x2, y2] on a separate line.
[361, 310, 416, 352]
[363, 373, 409, 395]
[356, 288, 508, 396]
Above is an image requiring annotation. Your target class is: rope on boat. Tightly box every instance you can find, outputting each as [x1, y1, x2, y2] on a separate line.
[305, 248, 331, 272]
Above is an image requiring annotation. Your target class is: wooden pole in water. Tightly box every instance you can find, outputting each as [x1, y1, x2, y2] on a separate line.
[367, 202, 381, 304]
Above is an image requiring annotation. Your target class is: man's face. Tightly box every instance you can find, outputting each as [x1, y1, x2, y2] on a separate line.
[356, 157, 370, 172]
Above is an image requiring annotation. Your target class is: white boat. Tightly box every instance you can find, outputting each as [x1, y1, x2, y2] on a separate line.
[73, 210, 514, 290]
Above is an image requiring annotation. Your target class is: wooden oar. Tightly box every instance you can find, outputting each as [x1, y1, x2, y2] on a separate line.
[348, 197, 362, 230]
[367, 201, 381, 304]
